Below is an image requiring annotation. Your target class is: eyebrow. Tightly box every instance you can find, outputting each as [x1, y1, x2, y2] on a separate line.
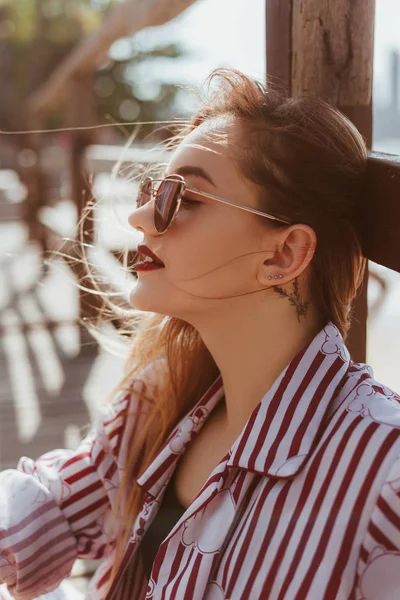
[173, 165, 216, 188]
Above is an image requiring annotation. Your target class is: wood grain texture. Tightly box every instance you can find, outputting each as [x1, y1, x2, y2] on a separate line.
[361, 152, 400, 272]
[266, 0, 293, 93]
[291, 0, 375, 106]
[265, 0, 377, 361]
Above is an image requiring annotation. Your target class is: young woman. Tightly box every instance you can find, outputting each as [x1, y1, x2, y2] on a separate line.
[1, 68, 400, 600]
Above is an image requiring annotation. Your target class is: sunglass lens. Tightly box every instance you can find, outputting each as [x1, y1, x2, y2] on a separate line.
[154, 179, 183, 233]
[137, 178, 152, 208]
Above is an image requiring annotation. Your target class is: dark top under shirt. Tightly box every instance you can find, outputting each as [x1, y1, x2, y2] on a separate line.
[141, 471, 187, 580]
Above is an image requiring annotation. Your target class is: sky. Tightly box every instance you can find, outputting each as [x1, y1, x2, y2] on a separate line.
[116, 0, 266, 105]
[373, 0, 400, 105]
[162, 0, 266, 84]
[122, 0, 400, 111]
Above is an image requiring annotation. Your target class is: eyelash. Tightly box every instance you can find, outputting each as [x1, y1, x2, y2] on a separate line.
[181, 196, 201, 206]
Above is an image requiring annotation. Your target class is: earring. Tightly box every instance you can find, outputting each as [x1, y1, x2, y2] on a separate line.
[268, 274, 283, 280]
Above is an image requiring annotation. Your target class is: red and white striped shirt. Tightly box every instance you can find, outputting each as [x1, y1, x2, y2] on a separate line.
[1, 322, 400, 600]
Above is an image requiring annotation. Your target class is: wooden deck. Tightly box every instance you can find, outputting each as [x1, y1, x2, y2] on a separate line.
[0, 220, 126, 593]
[0, 221, 126, 469]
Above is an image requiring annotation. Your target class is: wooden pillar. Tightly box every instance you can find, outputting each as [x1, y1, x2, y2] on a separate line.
[16, 115, 49, 256]
[66, 73, 99, 321]
[266, 0, 375, 362]
[265, 0, 293, 93]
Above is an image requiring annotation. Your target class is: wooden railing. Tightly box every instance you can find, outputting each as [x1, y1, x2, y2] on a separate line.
[15, 0, 400, 363]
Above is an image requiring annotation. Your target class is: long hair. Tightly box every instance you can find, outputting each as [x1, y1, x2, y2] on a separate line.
[105, 67, 367, 584]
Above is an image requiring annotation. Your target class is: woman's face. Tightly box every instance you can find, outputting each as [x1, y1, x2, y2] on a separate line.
[128, 117, 279, 324]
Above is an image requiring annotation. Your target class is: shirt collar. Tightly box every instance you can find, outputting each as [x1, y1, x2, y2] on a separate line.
[227, 322, 350, 477]
[137, 322, 350, 497]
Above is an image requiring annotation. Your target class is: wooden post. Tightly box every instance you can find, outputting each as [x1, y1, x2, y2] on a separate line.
[16, 115, 49, 257]
[265, 0, 293, 93]
[266, 0, 375, 362]
[66, 73, 99, 321]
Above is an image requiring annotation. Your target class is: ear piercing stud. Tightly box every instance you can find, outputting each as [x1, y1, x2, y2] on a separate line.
[268, 274, 283, 280]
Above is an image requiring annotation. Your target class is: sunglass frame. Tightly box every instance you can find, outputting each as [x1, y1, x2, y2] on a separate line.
[137, 174, 292, 233]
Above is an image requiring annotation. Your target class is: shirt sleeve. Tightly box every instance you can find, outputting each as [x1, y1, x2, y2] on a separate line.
[355, 453, 400, 599]
[0, 373, 155, 600]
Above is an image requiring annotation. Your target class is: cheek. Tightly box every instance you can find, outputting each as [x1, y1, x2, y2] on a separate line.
[201, 211, 253, 255]
[171, 212, 235, 266]
[169, 206, 255, 273]
[200, 232, 237, 266]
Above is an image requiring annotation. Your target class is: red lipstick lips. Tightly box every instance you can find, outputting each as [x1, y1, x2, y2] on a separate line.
[136, 244, 164, 265]
[134, 262, 165, 272]
[134, 244, 165, 272]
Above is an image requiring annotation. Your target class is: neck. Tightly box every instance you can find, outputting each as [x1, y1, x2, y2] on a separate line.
[194, 300, 325, 437]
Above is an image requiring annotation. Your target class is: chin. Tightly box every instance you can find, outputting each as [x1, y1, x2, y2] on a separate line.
[129, 290, 156, 313]
[129, 286, 169, 316]
[129, 281, 201, 323]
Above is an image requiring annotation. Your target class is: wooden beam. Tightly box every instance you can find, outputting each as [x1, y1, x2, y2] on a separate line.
[361, 152, 400, 272]
[266, 0, 376, 362]
[28, 0, 198, 116]
[84, 144, 172, 175]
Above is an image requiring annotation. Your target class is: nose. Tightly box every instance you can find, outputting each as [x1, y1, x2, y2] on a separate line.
[128, 199, 157, 234]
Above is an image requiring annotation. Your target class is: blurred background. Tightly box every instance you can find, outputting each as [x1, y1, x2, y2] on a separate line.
[0, 0, 399, 587]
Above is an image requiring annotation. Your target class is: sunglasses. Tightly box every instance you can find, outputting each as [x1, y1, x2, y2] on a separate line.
[136, 174, 292, 234]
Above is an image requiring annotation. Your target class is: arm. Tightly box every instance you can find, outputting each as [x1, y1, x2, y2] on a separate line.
[0, 375, 153, 600]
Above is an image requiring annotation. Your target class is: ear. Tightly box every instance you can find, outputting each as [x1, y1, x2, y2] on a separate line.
[257, 224, 316, 286]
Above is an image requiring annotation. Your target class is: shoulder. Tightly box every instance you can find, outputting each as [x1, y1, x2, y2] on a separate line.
[340, 362, 400, 431]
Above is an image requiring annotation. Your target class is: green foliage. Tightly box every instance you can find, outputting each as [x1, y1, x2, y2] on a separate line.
[4, 0, 113, 44]
[95, 41, 189, 141]
[0, 0, 191, 139]
[9, 0, 38, 43]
